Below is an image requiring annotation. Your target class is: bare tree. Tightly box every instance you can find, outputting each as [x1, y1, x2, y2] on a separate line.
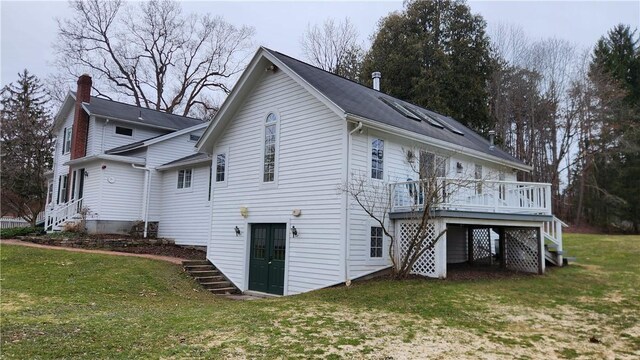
[301, 17, 364, 81]
[54, 0, 254, 117]
[340, 149, 483, 279]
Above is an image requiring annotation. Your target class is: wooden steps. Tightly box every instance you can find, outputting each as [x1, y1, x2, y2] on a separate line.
[182, 260, 240, 295]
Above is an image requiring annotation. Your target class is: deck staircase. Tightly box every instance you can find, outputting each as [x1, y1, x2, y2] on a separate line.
[543, 216, 573, 266]
[182, 260, 239, 295]
[45, 198, 84, 232]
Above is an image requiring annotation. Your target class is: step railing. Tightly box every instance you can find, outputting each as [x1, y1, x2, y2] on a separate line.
[390, 178, 552, 215]
[542, 215, 567, 266]
[46, 198, 83, 231]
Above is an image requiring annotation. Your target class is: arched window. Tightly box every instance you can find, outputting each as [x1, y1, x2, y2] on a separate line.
[263, 113, 278, 182]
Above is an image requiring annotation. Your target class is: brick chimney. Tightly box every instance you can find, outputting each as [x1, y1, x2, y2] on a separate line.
[70, 74, 92, 160]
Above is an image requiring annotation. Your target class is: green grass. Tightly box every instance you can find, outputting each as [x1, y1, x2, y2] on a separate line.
[1, 234, 639, 359]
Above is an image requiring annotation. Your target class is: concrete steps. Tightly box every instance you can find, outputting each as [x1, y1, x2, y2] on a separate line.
[182, 260, 240, 295]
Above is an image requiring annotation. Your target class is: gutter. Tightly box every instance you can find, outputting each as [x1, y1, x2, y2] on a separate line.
[343, 121, 363, 285]
[345, 114, 533, 172]
[131, 164, 153, 238]
[64, 154, 146, 167]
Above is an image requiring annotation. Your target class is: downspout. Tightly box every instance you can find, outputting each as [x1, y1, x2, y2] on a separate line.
[131, 164, 152, 238]
[101, 118, 110, 154]
[344, 121, 363, 285]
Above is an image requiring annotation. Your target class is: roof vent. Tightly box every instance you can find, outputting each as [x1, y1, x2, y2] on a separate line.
[372, 72, 381, 91]
[489, 130, 496, 150]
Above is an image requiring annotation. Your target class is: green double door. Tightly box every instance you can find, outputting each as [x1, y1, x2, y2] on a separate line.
[249, 224, 286, 295]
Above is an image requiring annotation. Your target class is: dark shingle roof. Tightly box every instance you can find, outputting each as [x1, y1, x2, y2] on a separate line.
[104, 134, 167, 155]
[265, 49, 524, 166]
[79, 94, 204, 130]
[159, 152, 210, 168]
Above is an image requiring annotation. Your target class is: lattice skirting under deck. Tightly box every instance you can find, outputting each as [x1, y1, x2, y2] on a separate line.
[504, 228, 540, 273]
[397, 221, 445, 278]
[471, 228, 492, 264]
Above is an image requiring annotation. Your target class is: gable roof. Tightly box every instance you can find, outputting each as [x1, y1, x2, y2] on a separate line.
[82, 95, 204, 130]
[264, 49, 524, 167]
[106, 122, 208, 155]
[54, 91, 205, 133]
[198, 47, 530, 171]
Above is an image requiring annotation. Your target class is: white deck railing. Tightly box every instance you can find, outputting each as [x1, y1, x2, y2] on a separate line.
[390, 178, 552, 215]
[46, 198, 83, 231]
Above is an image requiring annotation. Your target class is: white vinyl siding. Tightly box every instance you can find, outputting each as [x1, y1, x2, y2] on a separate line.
[208, 69, 345, 295]
[158, 165, 210, 247]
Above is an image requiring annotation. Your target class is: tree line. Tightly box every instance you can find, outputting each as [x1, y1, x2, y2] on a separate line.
[1, 0, 637, 233]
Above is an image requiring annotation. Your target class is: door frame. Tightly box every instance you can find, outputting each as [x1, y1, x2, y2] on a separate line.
[243, 217, 291, 296]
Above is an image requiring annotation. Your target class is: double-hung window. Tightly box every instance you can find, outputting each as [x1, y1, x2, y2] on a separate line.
[263, 113, 278, 183]
[370, 226, 383, 258]
[177, 169, 192, 189]
[371, 138, 384, 180]
[63, 127, 72, 154]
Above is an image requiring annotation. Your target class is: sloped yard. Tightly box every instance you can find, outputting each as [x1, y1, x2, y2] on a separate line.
[1, 234, 639, 359]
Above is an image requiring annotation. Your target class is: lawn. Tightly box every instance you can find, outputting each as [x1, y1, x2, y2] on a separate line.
[1, 234, 638, 359]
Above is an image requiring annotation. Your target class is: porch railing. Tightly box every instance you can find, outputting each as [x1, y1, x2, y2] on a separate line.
[46, 198, 83, 231]
[390, 178, 552, 215]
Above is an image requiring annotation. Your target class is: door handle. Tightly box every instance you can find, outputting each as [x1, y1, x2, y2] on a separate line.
[268, 261, 272, 265]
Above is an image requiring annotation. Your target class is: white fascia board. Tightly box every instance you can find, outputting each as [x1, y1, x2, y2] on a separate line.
[142, 122, 207, 150]
[156, 156, 212, 171]
[260, 48, 345, 119]
[346, 114, 533, 172]
[64, 154, 146, 167]
[52, 92, 76, 133]
[196, 47, 348, 154]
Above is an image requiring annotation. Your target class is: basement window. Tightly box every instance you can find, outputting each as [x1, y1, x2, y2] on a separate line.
[115, 126, 133, 136]
[370, 227, 383, 258]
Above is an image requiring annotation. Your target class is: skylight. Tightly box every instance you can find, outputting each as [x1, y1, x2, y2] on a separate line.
[379, 96, 465, 136]
[417, 109, 465, 136]
[379, 97, 420, 121]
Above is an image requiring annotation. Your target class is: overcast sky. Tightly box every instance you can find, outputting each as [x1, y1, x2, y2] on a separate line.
[1, 0, 639, 88]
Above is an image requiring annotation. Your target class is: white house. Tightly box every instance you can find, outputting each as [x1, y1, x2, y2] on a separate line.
[194, 47, 566, 296]
[46, 48, 566, 296]
[45, 76, 210, 247]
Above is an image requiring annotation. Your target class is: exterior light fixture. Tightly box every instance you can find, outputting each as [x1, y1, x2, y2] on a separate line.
[235, 226, 241, 236]
[291, 226, 298, 237]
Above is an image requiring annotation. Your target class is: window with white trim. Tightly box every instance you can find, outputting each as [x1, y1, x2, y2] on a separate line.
[47, 182, 53, 205]
[189, 134, 201, 142]
[263, 113, 277, 182]
[115, 126, 133, 136]
[216, 153, 226, 182]
[177, 169, 192, 189]
[370, 226, 383, 258]
[371, 138, 384, 180]
[57, 174, 69, 204]
[63, 127, 72, 154]
[475, 164, 483, 194]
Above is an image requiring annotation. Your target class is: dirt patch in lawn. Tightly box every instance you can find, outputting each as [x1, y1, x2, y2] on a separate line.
[110, 245, 205, 260]
[192, 303, 639, 359]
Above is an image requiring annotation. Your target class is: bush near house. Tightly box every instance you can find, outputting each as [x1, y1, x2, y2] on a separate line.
[1, 234, 638, 359]
[0, 226, 43, 239]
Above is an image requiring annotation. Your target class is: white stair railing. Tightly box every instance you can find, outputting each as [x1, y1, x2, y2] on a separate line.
[46, 198, 83, 231]
[542, 216, 567, 265]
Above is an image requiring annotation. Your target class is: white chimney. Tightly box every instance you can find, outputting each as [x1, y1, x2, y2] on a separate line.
[372, 72, 381, 91]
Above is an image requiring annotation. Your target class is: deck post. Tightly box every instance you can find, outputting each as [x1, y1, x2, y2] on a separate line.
[537, 226, 544, 275]
[467, 226, 474, 265]
[499, 227, 506, 269]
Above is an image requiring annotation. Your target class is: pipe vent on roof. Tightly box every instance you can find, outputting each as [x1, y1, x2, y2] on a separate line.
[372, 72, 381, 91]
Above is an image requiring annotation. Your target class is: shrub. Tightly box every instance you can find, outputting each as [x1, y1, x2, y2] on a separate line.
[0, 226, 44, 238]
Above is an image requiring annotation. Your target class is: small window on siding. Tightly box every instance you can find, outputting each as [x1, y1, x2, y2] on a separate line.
[189, 134, 201, 142]
[115, 126, 133, 136]
[177, 169, 192, 189]
[263, 113, 278, 182]
[216, 153, 226, 182]
[370, 227, 383, 258]
[371, 138, 384, 180]
[475, 164, 483, 194]
[63, 127, 72, 154]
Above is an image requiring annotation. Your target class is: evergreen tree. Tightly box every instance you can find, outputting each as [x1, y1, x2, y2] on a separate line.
[582, 24, 640, 232]
[362, 0, 494, 133]
[0, 70, 54, 225]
